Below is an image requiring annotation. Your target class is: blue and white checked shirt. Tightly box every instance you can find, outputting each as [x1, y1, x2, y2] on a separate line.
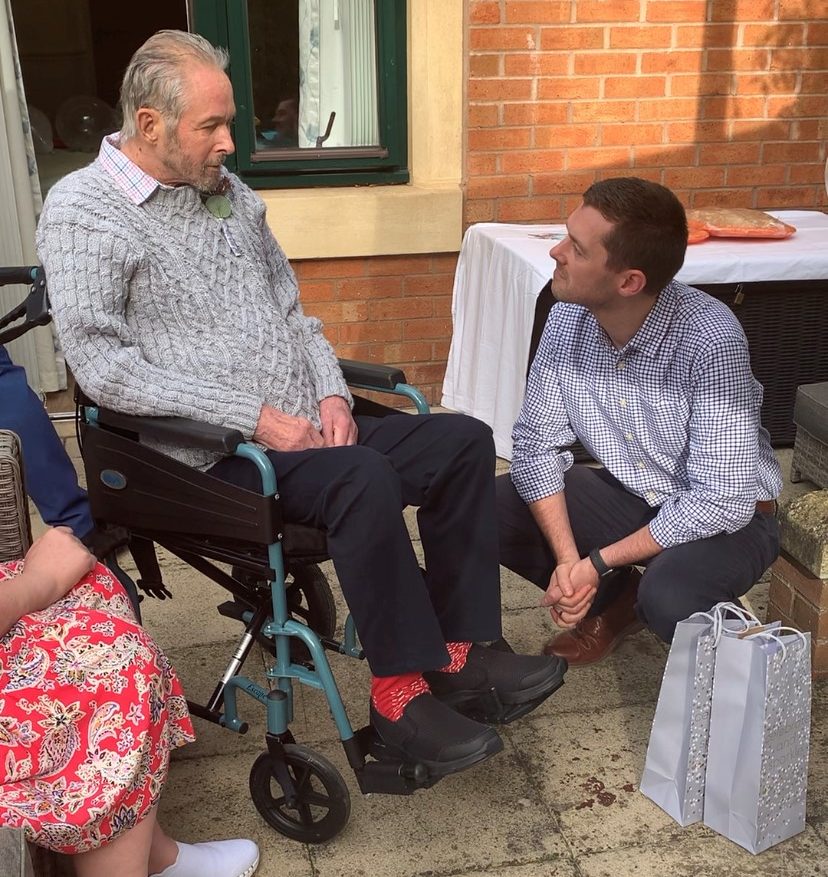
[511, 280, 783, 548]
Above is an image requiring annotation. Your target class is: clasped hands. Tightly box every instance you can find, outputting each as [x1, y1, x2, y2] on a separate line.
[540, 556, 600, 629]
[253, 396, 357, 451]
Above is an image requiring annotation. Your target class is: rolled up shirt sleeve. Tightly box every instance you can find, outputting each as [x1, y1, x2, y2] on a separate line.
[510, 312, 576, 504]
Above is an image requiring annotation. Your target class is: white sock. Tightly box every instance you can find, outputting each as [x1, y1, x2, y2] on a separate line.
[150, 838, 260, 877]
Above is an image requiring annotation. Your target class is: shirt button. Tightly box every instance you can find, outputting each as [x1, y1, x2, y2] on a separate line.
[619, 398, 627, 408]
[625, 432, 633, 441]
[616, 360, 626, 370]
[637, 461, 646, 470]
[647, 491, 657, 502]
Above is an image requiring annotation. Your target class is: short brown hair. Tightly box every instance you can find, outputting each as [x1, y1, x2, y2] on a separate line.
[582, 177, 688, 295]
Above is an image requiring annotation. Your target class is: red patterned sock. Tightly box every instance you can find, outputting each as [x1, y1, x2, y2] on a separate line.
[371, 672, 430, 721]
[440, 641, 472, 673]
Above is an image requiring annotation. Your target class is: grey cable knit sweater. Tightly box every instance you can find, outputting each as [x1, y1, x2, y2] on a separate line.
[36, 160, 350, 470]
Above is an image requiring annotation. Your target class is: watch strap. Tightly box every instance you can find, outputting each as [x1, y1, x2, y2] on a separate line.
[588, 548, 613, 578]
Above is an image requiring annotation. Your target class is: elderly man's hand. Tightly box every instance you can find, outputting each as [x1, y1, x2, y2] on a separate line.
[254, 404, 324, 451]
[319, 396, 358, 447]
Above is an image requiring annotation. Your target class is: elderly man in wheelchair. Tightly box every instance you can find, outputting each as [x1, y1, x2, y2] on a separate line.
[20, 29, 568, 845]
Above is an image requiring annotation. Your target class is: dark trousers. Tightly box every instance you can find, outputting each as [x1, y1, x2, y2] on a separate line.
[496, 465, 780, 642]
[0, 346, 93, 538]
[209, 413, 502, 676]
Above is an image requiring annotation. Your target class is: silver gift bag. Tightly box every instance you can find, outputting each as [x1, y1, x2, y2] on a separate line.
[640, 605, 761, 826]
[703, 627, 811, 854]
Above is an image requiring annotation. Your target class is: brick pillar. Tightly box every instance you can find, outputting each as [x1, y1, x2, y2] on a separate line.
[767, 490, 828, 676]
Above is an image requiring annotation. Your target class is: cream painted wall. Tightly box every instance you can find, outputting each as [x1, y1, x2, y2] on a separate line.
[261, 1, 463, 260]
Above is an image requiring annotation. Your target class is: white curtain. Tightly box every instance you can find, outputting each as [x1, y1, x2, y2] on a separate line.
[0, 0, 62, 393]
[298, 0, 379, 149]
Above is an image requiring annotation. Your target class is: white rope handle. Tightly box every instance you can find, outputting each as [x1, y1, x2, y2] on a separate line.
[744, 626, 808, 661]
[708, 601, 761, 644]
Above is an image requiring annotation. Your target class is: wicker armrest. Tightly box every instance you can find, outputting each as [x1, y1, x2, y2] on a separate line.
[0, 430, 31, 563]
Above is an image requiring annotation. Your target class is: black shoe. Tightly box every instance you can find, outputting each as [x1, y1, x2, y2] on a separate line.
[370, 692, 503, 778]
[423, 644, 567, 724]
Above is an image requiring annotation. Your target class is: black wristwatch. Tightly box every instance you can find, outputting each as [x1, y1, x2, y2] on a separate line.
[588, 548, 614, 578]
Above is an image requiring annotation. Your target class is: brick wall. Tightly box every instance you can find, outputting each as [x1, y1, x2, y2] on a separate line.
[294, 254, 457, 406]
[467, 0, 828, 224]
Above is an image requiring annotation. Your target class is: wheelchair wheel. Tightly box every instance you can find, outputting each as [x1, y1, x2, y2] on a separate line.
[286, 563, 336, 639]
[249, 744, 351, 843]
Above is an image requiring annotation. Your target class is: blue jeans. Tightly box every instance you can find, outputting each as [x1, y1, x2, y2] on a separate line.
[0, 345, 92, 537]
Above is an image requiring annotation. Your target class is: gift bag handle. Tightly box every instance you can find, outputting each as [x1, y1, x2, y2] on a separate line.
[743, 626, 808, 660]
[688, 601, 761, 644]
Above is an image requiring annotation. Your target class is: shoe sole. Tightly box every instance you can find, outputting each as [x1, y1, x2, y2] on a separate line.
[237, 855, 260, 877]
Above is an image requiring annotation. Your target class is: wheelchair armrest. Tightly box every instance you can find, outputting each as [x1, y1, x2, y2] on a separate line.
[94, 408, 245, 454]
[338, 359, 406, 390]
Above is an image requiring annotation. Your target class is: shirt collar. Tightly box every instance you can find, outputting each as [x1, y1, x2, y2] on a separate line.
[99, 133, 160, 205]
[621, 280, 680, 359]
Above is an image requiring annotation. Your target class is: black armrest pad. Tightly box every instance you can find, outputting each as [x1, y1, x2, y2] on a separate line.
[96, 408, 244, 454]
[339, 358, 406, 390]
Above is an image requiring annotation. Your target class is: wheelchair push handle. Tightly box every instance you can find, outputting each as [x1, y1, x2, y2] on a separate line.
[0, 266, 40, 286]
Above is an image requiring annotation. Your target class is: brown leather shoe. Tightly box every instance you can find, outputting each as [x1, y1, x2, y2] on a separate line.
[542, 569, 644, 665]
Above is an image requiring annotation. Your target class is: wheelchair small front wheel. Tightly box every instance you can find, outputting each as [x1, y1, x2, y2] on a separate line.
[249, 744, 351, 843]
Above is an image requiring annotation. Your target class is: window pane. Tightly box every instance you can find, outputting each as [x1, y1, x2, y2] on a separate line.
[247, 0, 380, 154]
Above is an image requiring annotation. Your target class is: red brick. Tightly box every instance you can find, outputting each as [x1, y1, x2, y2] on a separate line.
[691, 188, 754, 208]
[505, 1, 571, 23]
[574, 53, 637, 75]
[306, 300, 370, 324]
[736, 72, 798, 94]
[645, 1, 708, 22]
[601, 123, 665, 146]
[469, 104, 500, 128]
[604, 75, 666, 98]
[729, 119, 790, 140]
[772, 47, 828, 71]
[469, 27, 538, 51]
[534, 171, 598, 195]
[666, 121, 728, 142]
[575, 0, 641, 23]
[337, 277, 403, 301]
[778, 0, 819, 20]
[725, 164, 787, 186]
[670, 73, 732, 97]
[298, 280, 337, 302]
[464, 200, 497, 224]
[429, 254, 459, 274]
[706, 49, 771, 72]
[467, 153, 499, 175]
[538, 77, 601, 100]
[710, 0, 775, 20]
[497, 197, 565, 222]
[400, 363, 449, 385]
[762, 141, 822, 163]
[433, 339, 452, 360]
[609, 25, 671, 48]
[701, 95, 766, 119]
[634, 144, 697, 166]
[663, 167, 726, 189]
[335, 342, 376, 362]
[808, 22, 828, 46]
[698, 141, 760, 164]
[535, 125, 600, 148]
[468, 78, 534, 101]
[402, 319, 453, 341]
[432, 296, 453, 317]
[769, 570, 796, 615]
[675, 24, 737, 49]
[378, 341, 434, 363]
[743, 23, 804, 47]
[792, 594, 828, 638]
[541, 26, 606, 50]
[503, 102, 569, 126]
[363, 255, 431, 277]
[641, 51, 701, 73]
[813, 639, 828, 674]
[294, 258, 366, 279]
[469, 53, 502, 77]
[338, 321, 402, 344]
[768, 95, 828, 118]
[469, 128, 533, 151]
[788, 163, 827, 184]
[755, 186, 820, 208]
[369, 297, 433, 321]
[504, 53, 569, 75]
[638, 98, 698, 121]
[621, 167, 666, 184]
[500, 151, 566, 173]
[567, 146, 632, 170]
[571, 100, 636, 122]
[403, 275, 453, 295]
[466, 175, 531, 199]
[469, 1, 501, 24]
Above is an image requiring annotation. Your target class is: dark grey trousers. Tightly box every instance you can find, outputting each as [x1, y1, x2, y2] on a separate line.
[496, 465, 780, 642]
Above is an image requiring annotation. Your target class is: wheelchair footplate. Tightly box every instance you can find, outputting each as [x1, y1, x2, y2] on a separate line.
[350, 725, 441, 795]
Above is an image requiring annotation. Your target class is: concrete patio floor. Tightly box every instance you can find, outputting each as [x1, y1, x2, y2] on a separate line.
[42, 437, 828, 877]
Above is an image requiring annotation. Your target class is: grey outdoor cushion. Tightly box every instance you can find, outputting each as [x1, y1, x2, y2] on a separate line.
[793, 382, 828, 443]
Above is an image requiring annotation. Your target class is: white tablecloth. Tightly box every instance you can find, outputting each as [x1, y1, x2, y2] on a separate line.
[441, 210, 828, 459]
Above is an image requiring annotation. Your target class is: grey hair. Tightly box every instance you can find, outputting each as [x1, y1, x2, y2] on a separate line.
[119, 30, 229, 140]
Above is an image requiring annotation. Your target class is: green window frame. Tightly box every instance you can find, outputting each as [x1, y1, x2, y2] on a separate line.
[191, 0, 408, 189]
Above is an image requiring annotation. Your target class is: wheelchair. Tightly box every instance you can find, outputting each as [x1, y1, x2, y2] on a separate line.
[0, 265, 475, 844]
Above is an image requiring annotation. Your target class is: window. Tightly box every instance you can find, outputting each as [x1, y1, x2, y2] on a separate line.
[191, 0, 408, 188]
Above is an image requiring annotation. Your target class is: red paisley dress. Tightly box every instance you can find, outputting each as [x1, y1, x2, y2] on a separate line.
[0, 561, 194, 853]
